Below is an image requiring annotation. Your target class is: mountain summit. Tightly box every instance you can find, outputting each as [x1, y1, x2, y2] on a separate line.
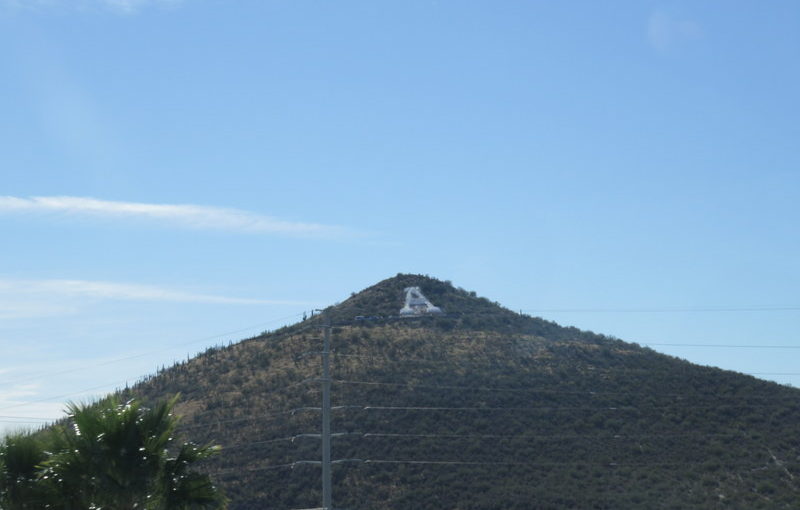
[127, 274, 800, 509]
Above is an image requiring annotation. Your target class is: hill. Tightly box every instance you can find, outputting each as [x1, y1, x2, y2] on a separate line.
[125, 274, 800, 509]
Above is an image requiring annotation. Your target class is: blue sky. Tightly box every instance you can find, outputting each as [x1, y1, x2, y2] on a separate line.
[1, 0, 798, 434]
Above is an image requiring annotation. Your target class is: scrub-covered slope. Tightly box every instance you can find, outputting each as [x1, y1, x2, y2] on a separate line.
[127, 274, 800, 509]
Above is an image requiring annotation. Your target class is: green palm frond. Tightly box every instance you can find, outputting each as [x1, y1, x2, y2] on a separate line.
[2, 395, 224, 510]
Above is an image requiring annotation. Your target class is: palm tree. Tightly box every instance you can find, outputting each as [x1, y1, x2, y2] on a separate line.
[156, 442, 224, 510]
[0, 432, 60, 509]
[0, 395, 226, 510]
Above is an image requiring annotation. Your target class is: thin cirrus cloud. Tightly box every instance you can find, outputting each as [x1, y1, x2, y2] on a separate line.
[1, 0, 183, 14]
[0, 278, 310, 307]
[101, 0, 182, 12]
[0, 196, 354, 239]
[647, 11, 702, 53]
[0, 300, 79, 320]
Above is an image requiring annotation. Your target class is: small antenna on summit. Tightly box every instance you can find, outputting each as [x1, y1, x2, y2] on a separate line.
[399, 286, 443, 316]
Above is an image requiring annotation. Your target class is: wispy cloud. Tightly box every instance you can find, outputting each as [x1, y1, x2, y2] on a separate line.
[647, 11, 702, 54]
[0, 300, 79, 320]
[0, 196, 354, 239]
[1, 0, 183, 14]
[0, 383, 69, 436]
[100, 0, 182, 13]
[0, 384, 42, 402]
[0, 278, 309, 307]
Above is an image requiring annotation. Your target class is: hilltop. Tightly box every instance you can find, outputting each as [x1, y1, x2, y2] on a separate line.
[125, 274, 800, 509]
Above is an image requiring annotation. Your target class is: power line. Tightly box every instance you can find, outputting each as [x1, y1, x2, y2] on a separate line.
[522, 306, 800, 313]
[643, 342, 800, 349]
[203, 313, 798, 506]
[358, 459, 779, 468]
[353, 402, 800, 411]
[222, 436, 298, 450]
[216, 462, 297, 474]
[214, 457, 787, 475]
[180, 414, 290, 431]
[176, 377, 321, 421]
[214, 431, 755, 452]
[6, 311, 794, 420]
[0, 314, 316, 420]
[0, 415, 57, 421]
[214, 459, 364, 477]
[330, 379, 799, 400]
[287, 314, 800, 354]
[0, 312, 307, 387]
[355, 431, 751, 440]
[219, 432, 363, 452]
[0, 420, 55, 424]
[333, 348, 800, 368]
[332, 353, 800, 378]
[334, 379, 554, 393]
[179, 402, 797, 429]
[179, 405, 328, 432]
[11, 351, 787, 423]
[0, 379, 134, 413]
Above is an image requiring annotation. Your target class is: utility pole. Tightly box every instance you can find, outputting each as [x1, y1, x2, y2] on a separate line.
[320, 311, 333, 510]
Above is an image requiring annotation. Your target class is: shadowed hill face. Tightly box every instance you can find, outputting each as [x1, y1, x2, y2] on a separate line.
[123, 275, 800, 510]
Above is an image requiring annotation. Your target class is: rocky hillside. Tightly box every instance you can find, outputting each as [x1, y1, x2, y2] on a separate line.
[125, 274, 800, 509]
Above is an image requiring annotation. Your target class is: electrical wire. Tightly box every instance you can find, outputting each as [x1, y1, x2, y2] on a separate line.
[354, 431, 752, 440]
[213, 457, 789, 475]
[642, 343, 800, 349]
[210, 431, 756, 453]
[332, 353, 800, 378]
[0, 415, 57, 421]
[354, 402, 800, 411]
[218, 432, 362, 451]
[176, 401, 800, 432]
[330, 379, 800, 400]
[522, 306, 800, 313]
[0, 379, 134, 413]
[179, 407, 317, 432]
[0, 314, 315, 418]
[357, 459, 780, 468]
[0, 420, 55, 424]
[0, 312, 307, 387]
[173, 378, 321, 424]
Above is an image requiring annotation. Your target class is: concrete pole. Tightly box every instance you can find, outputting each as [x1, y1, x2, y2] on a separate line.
[321, 314, 333, 509]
